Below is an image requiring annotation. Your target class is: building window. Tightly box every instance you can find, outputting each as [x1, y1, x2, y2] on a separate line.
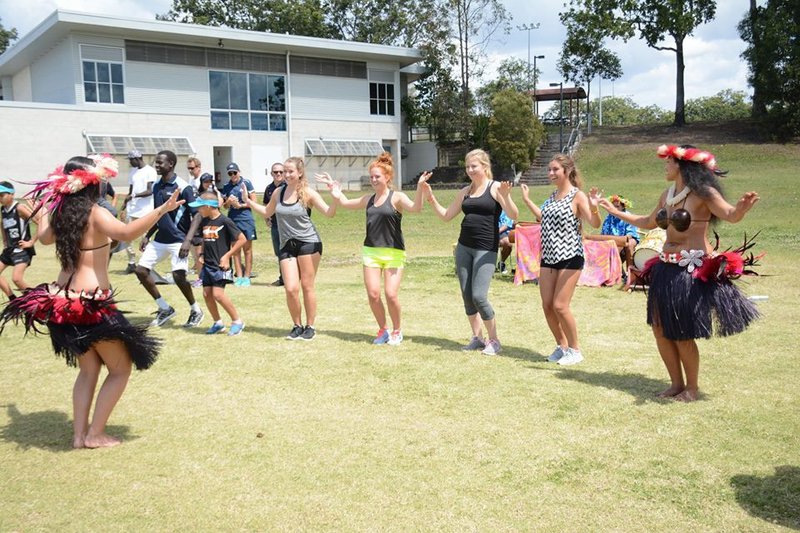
[369, 82, 395, 116]
[82, 61, 125, 104]
[209, 71, 286, 131]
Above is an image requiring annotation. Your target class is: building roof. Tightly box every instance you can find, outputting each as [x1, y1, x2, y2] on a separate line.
[0, 10, 424, 76]
[530, 87, 587, 102]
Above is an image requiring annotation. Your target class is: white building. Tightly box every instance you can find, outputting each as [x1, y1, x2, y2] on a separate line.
[0, 10, 433, 193]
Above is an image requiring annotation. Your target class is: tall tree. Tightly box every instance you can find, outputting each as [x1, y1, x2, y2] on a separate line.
[557, 28, 622, 130]
[0, 17, 18, 55]
[487, 89, 543, 171]
[738, 0, 800, 138]
[475, 57, 532, 114]
[561, 0, 718, 127]
[448, 0, 511, 111]
[738, 0, 767, 118]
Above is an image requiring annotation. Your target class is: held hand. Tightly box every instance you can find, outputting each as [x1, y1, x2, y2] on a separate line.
[597, 198, 615, 213]
[239, 183, 249, 207]
[520, 183, 530, 200]
[417, 171, 432, 188]
[162, 190, 185, 213]
[140, 236, 149, 253]
[18, 239, 34, 249]
[421, 182, 434, 202]
[178, 243, 190, 259]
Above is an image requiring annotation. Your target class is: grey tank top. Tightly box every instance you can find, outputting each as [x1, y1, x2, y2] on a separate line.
[275, 186, 320, 247]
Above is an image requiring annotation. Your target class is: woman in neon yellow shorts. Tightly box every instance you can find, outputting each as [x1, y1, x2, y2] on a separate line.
[316, 153, 428, 345]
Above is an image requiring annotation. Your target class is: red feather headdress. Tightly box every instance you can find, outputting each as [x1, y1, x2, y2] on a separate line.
[26, 154, 118, 213]
[657, 145, 718, 171]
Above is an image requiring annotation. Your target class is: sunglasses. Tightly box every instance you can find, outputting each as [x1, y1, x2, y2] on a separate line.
[228, 171, 238, 176]
[272, 170, 284, 174]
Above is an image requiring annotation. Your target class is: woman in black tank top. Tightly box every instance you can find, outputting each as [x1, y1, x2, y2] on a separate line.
[422, 149, 518, 356]
[316, 153, 427, 346]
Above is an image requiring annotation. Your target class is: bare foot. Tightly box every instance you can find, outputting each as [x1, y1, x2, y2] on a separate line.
[656, 385, 684, 398]
[72, 436, 85, 449]
[673, 389, 698, 402]
[84, 433, 122, 448]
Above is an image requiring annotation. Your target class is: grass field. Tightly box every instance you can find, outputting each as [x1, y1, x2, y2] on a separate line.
[2, 124, 799, 531]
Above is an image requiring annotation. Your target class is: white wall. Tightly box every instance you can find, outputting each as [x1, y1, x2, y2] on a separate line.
[11, 67, 32, 101]
[30, 36, 74, 104]
[125, 61, 211, 113]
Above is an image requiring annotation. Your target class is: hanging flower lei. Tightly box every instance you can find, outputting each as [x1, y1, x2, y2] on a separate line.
[657, 144, 718, 171]
[27, 154, 119, 213]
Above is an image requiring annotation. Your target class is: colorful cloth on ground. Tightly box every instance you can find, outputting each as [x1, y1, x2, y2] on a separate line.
[513, 224, 622, 287]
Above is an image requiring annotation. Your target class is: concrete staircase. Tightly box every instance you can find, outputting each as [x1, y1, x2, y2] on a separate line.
[519, 133, 562, 186]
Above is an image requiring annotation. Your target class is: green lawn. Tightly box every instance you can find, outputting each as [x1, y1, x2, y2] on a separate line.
[1, 128, 798, 531]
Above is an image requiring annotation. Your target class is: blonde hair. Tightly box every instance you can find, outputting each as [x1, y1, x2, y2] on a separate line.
[187, 156, 201, 167]
[551, 154, 583, 189]
[285, 156, 310, 208]
[369, 152, 394, 189]
[465, 149, 493, 181]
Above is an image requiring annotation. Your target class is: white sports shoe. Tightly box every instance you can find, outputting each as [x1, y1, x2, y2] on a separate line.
[557, 348, 584, 366]
[547, 345, 566, 362]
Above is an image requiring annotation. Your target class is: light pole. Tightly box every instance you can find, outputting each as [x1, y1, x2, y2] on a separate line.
[532, 55, 544, 115]
[517, 23, 540, 92]
[550, 82, 564, 152]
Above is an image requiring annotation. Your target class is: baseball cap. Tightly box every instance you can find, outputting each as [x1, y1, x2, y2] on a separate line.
[127, 150, 143, 159]
[226, 162, 240, 173]
[200, 173, 214, 182]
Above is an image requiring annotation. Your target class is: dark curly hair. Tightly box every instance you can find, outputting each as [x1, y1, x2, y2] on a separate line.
[50, 156, 100, 271]
[676, 144, 728, 224]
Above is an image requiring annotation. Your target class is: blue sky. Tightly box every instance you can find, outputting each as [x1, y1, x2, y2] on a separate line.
[0, 0, 753, 110]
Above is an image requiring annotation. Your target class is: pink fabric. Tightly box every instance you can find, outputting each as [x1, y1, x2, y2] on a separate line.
[513, 224, 622, 287]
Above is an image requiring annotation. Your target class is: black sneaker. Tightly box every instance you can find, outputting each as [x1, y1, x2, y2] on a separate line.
[184, 309, 204, 328]
[286, 324, 304, 340]
[270, 277, 284, 287]
[151, 306, 176, 327]
[124, 263, 136, 274]
[299, 325, 316, 341]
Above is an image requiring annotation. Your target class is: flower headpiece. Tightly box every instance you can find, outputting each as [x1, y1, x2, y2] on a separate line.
[657, 144, 717, 171]
[27, 154, 118, 213]
[608, 194, 632, 210]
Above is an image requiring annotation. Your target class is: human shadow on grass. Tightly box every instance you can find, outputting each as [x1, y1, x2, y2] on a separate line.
[730, 466, 800, 530]
[241, 324, 307, 339]
[551, 369, 686, 404]
[1, 404, 135, 451]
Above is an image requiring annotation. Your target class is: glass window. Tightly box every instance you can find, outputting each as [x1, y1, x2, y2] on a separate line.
[82, 60, 124, 104]
[369, 81, 395, 116]
[209, 70, 287, 131]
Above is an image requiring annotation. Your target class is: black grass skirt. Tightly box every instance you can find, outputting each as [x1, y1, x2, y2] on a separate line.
[645, 262, 759, 341]
[1, 283, 160, 370]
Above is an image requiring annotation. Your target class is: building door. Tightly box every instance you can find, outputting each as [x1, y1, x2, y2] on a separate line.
[214, 146, 232, 188]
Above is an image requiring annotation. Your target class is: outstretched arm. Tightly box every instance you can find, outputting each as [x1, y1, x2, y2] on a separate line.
[705, 188, 759, 223]
[519, 184, 542, 222]
[314, 172, 367, 210]
[492, 181, 519, 221]
[598, 190, 665, 231]
[308, 188, 337, 218]
[95, 189, 184, 242]
[576, 187, 602, 229]
[425, 183, 466, 222]
[245, 192, 278, 220]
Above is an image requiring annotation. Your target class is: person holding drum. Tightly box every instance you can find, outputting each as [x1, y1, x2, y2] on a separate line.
[520, 154, 603, 366]
[598, 144, 760, 402]
[583, 194, 639, 282]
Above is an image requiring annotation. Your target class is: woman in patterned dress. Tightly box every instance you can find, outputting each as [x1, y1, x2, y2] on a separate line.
[520, 154, 602, 365]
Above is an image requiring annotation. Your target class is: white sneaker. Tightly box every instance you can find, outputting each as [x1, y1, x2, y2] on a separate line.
[387, 330, 403, 346]
[481, 339, 502, 356]
[557, 348, 584, 366]
[547, 346, 566, 362]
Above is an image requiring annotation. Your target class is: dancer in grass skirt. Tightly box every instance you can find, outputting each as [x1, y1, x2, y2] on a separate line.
[0, 155, 183, 447]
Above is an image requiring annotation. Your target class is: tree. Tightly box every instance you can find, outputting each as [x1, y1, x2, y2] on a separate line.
[684, 90, 751, 122]
[475, 57, 532, 114]
[0, 17, 18, 55]
[487, 89, 543, 171]
[557, 27, 622, 131]
[738, 0, 766, 118]
[448, 0, 510, 104]
[561, 0, 718, 127]
[739, 0, 800, 139]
